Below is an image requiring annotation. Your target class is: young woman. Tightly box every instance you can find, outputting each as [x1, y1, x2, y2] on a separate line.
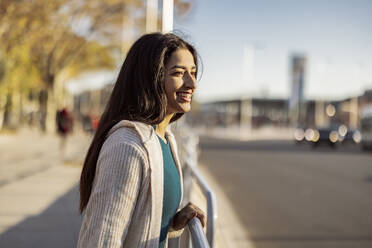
[78, 33, 205, 248]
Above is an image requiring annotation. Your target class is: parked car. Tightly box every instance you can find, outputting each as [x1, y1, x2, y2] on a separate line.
[311, 127, 339, 148]
[293, 127, 305, 144]
[338, 129, 362, 145]
[360, 105, 372, 151]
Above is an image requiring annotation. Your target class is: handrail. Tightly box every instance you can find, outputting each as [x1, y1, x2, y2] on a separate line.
[171, 129, 217, 248]
[185, 158, 217, 248]
[188, 218, 210, 248]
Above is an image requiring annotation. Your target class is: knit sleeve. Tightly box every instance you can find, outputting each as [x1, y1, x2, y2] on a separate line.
[167, 226, 184, 238]
[78, 141, 146, 248]
[167, 214, 185, 238]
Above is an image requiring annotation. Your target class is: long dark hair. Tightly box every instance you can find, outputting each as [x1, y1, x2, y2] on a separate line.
[79, 33, 198, 213]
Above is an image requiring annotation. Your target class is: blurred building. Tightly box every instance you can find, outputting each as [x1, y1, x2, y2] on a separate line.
[289, 54, 307, 127]
[74, 84, 113, 116]
[360, 89, 372, 106]
[199, 97, 289, 128]
[197, 89, 372, 130]
[73, 83, 113, 132]
[71, 84, 372, 132]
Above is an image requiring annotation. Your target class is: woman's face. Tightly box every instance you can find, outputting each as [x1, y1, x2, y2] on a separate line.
[164, 48, 197, 115]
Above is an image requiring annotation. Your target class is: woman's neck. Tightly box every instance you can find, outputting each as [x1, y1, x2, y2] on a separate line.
[155, 114, 174, 143]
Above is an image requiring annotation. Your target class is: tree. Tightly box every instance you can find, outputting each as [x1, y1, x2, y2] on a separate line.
[0, 0, 195, 131]
[0, 0, 142, 131]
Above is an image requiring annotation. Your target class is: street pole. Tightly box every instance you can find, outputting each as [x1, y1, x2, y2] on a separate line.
[240, 98, 252, 133]
[315, 100, 326, 127]
[162, 0, 174, 33]
[350, 97, 359, 129]
[241, 44, 255, 132]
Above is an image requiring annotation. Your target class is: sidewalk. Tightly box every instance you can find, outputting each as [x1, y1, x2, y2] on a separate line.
[0, 129, 90, 248]
[0, 128, 90, 187]
[0, 128, 250, 247]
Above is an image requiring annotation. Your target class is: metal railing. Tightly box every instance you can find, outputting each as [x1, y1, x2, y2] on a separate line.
[170, 125, 217, 248]
[181, 131, 217, 248]
[184, 157, 217, 248]
[188, 218, 210, 248]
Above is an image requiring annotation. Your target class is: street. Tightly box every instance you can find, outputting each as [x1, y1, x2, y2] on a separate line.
[199, 137, 372, 248]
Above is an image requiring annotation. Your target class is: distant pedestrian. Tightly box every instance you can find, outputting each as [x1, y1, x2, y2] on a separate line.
[56, 108, 73, 152]
[90, 113, 100, 132]
[81, 113, 94, 134]
[78, 33, 205, 248]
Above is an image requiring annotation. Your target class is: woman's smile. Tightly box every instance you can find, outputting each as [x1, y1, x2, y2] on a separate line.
[176, 91, 193, 102]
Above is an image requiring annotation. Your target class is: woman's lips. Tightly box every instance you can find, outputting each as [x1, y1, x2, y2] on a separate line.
[177, 92, 192, 102]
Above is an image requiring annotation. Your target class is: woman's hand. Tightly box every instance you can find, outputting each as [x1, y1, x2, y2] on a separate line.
[172, 202, 206, 230]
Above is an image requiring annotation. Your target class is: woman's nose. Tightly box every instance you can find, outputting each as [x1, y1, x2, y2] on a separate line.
[184, 72, 197, 90]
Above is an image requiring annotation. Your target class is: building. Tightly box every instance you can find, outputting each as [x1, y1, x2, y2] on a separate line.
[197, 89, 372, 130]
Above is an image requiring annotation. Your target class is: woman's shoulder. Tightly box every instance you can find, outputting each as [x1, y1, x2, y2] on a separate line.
[103, 126, 145, 154]
[101, 120, 160, 160]
[95, 127, 149, 188]
[96, 128, 148, 176]
[107, 120, 155, 142]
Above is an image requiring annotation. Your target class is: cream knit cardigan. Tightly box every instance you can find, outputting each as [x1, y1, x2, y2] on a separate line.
[77, 120, 184, 248]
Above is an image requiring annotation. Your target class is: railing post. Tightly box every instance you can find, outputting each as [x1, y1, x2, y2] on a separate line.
[186, 160, 217, 247]
[206, 191, 217, 247]
[188, 218, 211, 248]
[173, 126, 217, 247]
[168, 237, 180, 248]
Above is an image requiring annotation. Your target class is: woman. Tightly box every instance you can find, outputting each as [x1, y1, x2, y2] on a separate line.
[78, 33, 205, 248]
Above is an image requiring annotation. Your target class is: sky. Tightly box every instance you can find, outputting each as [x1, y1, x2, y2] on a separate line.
[173, 0, 372, 102]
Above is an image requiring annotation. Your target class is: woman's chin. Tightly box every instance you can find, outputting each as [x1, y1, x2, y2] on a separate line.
[167, 103, 192, 114]
[178, 104, 191, 113]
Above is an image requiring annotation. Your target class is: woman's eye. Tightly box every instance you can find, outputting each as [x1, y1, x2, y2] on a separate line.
[173, 71, 184, 76]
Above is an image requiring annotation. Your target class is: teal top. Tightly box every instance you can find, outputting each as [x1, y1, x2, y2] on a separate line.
[157, 135, 182, 248]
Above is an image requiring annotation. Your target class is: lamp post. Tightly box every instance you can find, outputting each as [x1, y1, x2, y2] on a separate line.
[146, 0, 174, 33]
[241, 43, 265, 132]
[162, 0, 174, 33]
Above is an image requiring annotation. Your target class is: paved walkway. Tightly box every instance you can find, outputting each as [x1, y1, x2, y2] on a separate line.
[0, 129, 90, 248]
[0, 128, 253, 247]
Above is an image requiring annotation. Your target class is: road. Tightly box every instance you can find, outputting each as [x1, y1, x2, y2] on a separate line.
[199, 137, 372, 248]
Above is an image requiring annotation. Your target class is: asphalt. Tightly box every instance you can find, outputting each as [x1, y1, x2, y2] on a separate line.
[198, 136, 372, 248]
